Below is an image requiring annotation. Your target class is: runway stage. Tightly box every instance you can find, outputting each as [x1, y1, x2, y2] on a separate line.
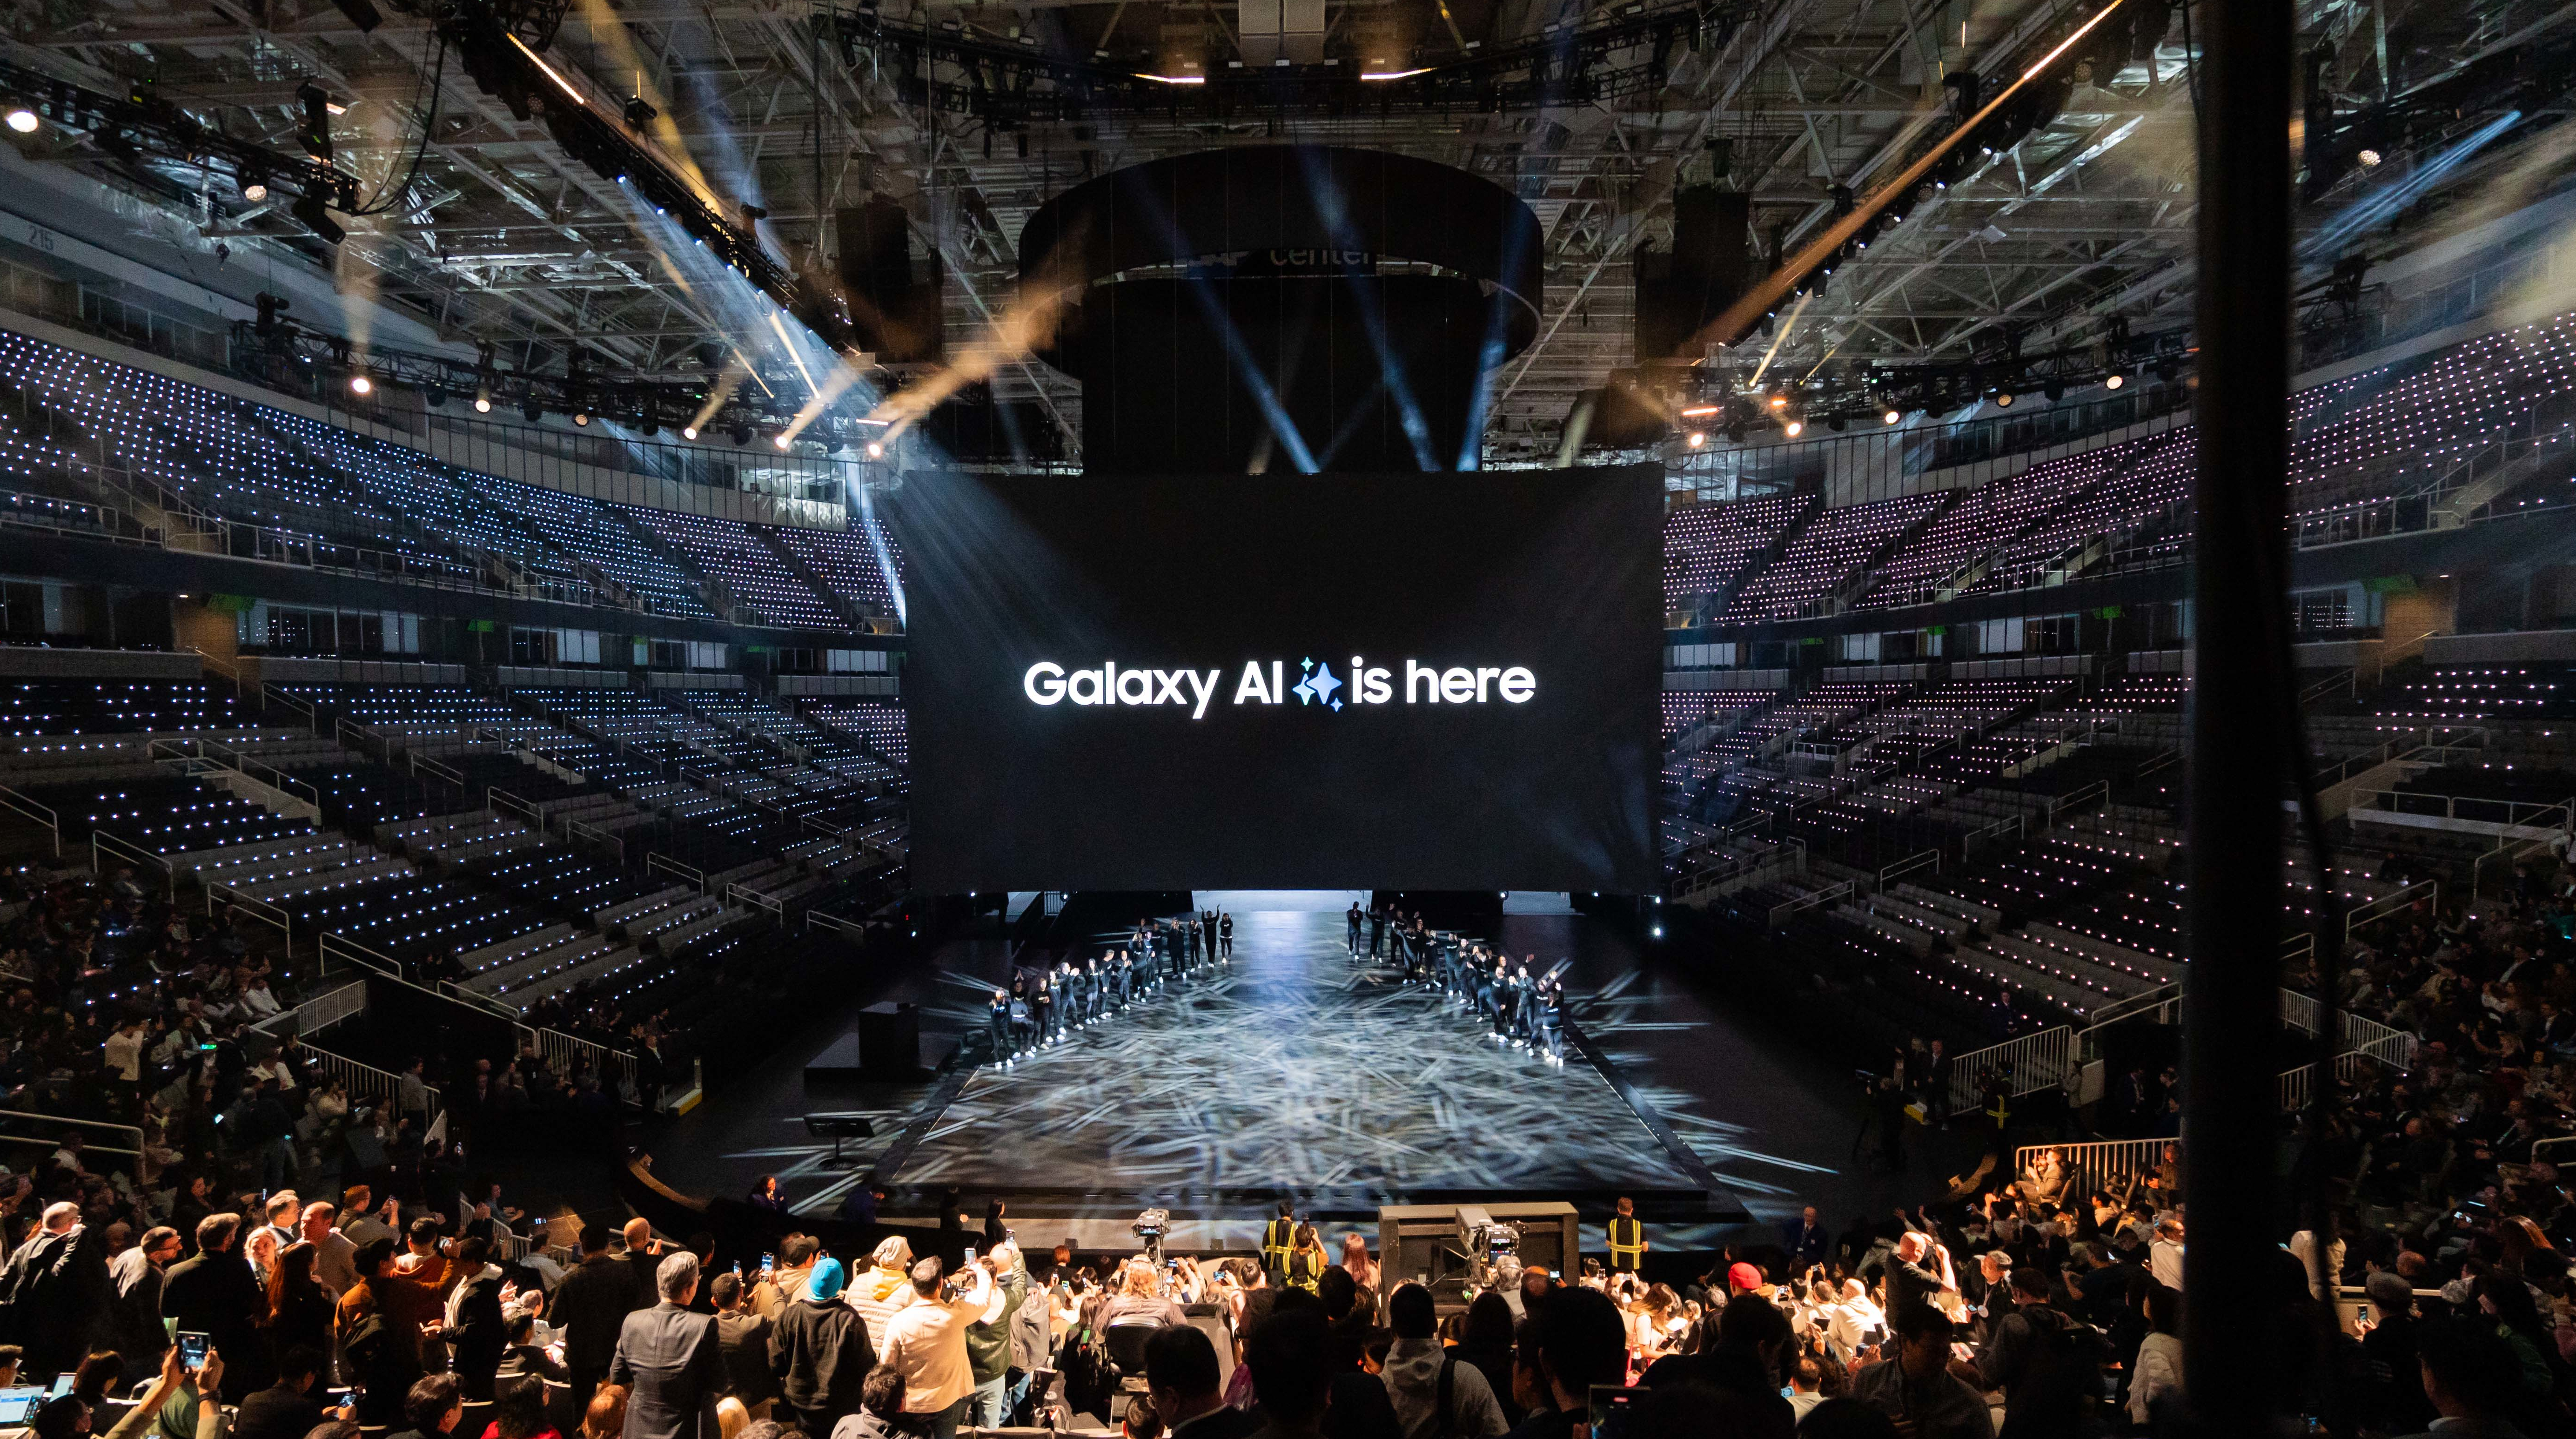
[868, 909, 1731, 1214]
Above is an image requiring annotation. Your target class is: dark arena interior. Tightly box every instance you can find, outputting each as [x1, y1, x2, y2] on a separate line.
[0, 0, 2574, 1433]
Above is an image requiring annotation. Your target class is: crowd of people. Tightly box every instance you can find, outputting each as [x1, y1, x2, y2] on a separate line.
[985, 912, 1234, 1062]
[1343, 903, 1567, 1062]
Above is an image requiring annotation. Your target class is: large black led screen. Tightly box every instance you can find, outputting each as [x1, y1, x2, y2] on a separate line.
[903, 465, 1662, 892]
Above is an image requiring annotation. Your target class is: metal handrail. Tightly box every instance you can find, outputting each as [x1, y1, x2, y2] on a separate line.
[0, 783, 60, 857]
[648, 853, 704, 890]
[807, 910, 867, 939]
[1879, 848, 1942, 885]
[252, 980, 366, 1036]
[320, 930, 404, 978]
[0, 1109, 145, 1162]
[488, 788, 545, 825]
[205, 881, 294, 952]
[198, 736, 324, 808]
[90, 829, 174, 892]
[1768, 880, 1853, 928]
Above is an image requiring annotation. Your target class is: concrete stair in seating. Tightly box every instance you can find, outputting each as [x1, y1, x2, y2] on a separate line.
[594, 885, 694, 933]
[1983, 930, 2166, 999]
[382, 812, 539, 866]
[459, 922, 579, 980]
[233, 854, 413, 904]
[1831, 902, 1935, 956]
[1892, 883, 2001, 928]
[2020, 921, 2183, 986]
[179, 834, 355, 884]
[646, 904, 752, 955]
[1953, 942, 2123, 1015]
[472, 930, 629, 998]
[504, 943, 653, 1005]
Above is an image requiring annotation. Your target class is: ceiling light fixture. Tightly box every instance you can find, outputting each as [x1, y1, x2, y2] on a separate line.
[6, 108, 39, 134]
[348, 374, 372, 395]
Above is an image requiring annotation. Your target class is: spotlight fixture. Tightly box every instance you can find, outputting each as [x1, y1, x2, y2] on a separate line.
[7, 108, 39, 134]
[2357, 148, 2382, 168]
[681, 425, 699, 440]
[1783, 418, 1805, 438]
[474, 390, 493, 414]
[772, 433, 792, 451]
[865, 441, 885, 459]
[2104, 372, 2125, 390]
[1767, 393, 1789, 410]
[523, 397, 544, 422]
[572, 410, 591, 427]
[240, 172, 267, 202]
[1685, 431, 1706, 448]
[1993, 390, 2015, 408]
[2043, 378, 2065, 402]
[425, 384, 446, 408]
[623, 95, 658, 128]
[348, 374, 372, 396]
[1884, 408, 1904, 425]
[728, 423, 752, 447]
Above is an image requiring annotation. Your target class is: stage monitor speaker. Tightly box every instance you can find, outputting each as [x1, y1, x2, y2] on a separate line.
[1633, 187, 1751, 363]
[857, 1002, 922, 1078]
[834, 201, 945, 363]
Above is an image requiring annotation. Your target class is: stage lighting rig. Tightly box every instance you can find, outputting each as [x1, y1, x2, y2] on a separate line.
[817, 0, 1743, 125]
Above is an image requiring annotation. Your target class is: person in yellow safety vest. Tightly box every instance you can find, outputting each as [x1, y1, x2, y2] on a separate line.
[1261, 1200, 1298, 1284]
[1606, 1196, 1646, 1274]
[1283, 1223, 1328, 1293]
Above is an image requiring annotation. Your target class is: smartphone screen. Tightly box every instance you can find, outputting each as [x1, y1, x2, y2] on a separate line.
[178, 1331, 209, 1370]
[1587, 1385, 1642, 1435]
[760, 1253, 775, 1273]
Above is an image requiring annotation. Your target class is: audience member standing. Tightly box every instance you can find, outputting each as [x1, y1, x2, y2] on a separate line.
[552, 1227, 641, 1421]
[1378, 1284, 1506, 1439]
[108, 1225, 181, 1383]
[609, 1253, 727, 1439]
[708, 1273, 778, 1419]
[751, 1237, 818, 1319]
[0, 1201, 110, 1380]
[962, 1244, 1027, 1429]
[879, 1255, 998, 1439]
[847, 1240, 915, 1355]
[161, 1214, 266, 1402]
[770, 1257, 872, 1435]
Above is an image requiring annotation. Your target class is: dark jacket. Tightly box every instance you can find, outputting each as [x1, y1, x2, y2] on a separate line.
[161, 1247, 268, 1399]
[0, 1224, 110, 1374]
[229, 1382, 325, 1439]
[609, 1302, 727, 1439]
[446, 1273, 510, 1400]
[108, 1249, 171, 1370]
[769, 1298, 875, 1418]
[554, 1254, 643, 1376]
[714, 1311, 779, 1406]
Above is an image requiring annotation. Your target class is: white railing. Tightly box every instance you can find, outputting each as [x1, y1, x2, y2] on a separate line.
[1963, 814, 2024, 856]
[0, 1109, 148, 1181]
[728, 883, 785, 917]
[2016, 1136, 2169, 1193]
[0, 783, 60, 856]
[2351, 788, 2574, 834]
[488, 788, 545, 826]
[1948, 1027, 2078, 1113]
[807, 910, 867, 940]
[1768, 880, 1853, 928]
[517, 1023, 638, 1089]
[303, 1046, 443, 1123]
[196, 736, 324, 810]
[254, 980, 367, 1036]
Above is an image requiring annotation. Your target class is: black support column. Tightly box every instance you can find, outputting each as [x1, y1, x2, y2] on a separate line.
[2183, 0, 2294, 1428]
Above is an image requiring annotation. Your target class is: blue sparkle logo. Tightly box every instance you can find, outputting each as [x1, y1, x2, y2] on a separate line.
[1292, 657, 1344, 712]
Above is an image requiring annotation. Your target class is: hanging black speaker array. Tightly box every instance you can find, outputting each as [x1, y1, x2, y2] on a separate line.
[1633, 186, 1751, 365]
[834, 199, 946, 364]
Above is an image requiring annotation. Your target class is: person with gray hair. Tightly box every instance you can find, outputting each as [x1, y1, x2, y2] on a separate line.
[0, 1199, 108, 1381]
[608, 1251, 728, 1439]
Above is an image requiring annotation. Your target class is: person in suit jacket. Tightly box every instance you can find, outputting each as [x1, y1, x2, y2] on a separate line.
[0, 1201, 111, 1381]
[160, 1214, 267, 1402]
[438, 1238, 509, 1401]
[610, 1252, 728, 1439]
[552, 1227, 641, 1419]
[1782, 1207, 1831, 1271]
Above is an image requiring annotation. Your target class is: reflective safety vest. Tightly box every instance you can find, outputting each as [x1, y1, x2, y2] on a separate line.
[1986, 1091, 2012, 1126]
[1285, 1248, 1326, 1292]
[1263, 1218, 1297, 1271]
[1607, 1215, 1646, 1268]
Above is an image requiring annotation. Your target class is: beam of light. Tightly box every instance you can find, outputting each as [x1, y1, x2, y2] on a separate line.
[855, 482, 905, 628]
[506, 34, 588, 108]
[1181, 268, 1321, 472]
[1136, 73, 1207, 84]
[1359, 67, 1433, 81]
[686, 368, 744, 434]
[566, 0, 726, 211]
[2301, 110, 2521, 261]
[1294, 148, 1437, 471]
[769, 310, 824, 396]
[1464, 210, 1534, 469]
[1747, 292, 1814, 389]
[1688, 0, 2133, 356]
